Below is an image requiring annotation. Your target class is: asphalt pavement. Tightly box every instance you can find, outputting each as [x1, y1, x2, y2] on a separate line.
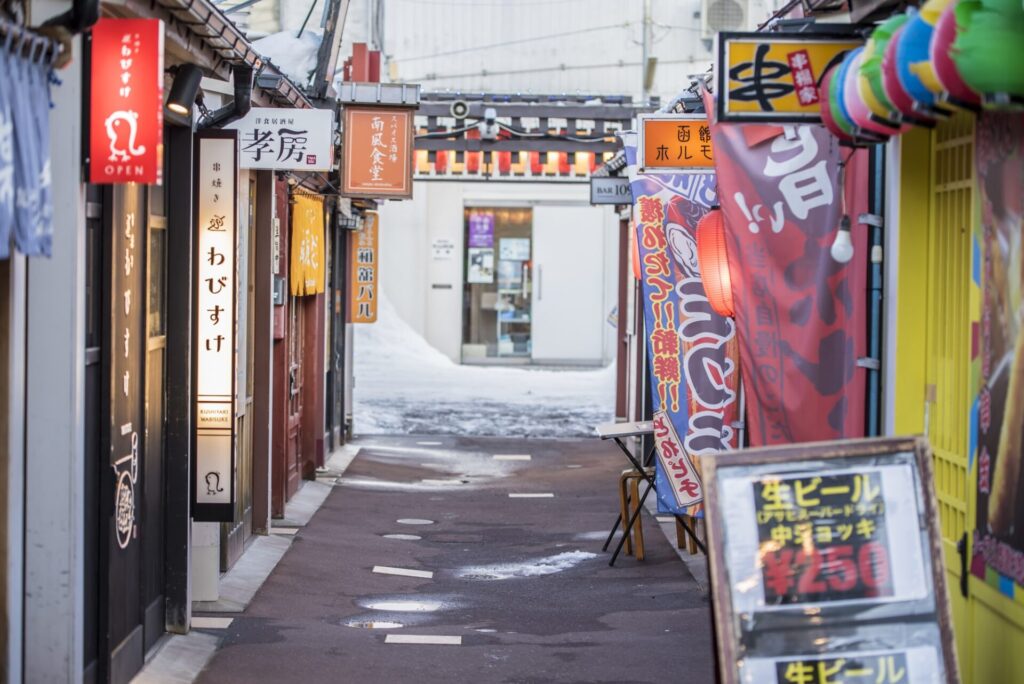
[194, 435, 714, 683]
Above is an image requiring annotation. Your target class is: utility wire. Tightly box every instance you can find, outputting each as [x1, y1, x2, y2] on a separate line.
[407, 57, 707, 83]
[397, 23, 633, 63]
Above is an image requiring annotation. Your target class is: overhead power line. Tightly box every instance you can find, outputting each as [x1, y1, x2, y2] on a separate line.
[397, 23, 634, 63]
[406, 57, 708, 83]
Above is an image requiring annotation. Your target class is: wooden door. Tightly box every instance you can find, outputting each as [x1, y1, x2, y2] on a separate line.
[286, 297, 304, 498]
[223, 177, 256, 568]
[142, 184, 167, 653]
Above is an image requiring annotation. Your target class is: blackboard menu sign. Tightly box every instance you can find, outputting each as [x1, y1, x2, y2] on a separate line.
[703, 437, 960, 684]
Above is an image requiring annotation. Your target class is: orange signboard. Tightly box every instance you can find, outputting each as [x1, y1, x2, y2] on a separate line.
[342, 107, 414, 199]
[348, 211, 379, 323]
[638, 115, 714, 172]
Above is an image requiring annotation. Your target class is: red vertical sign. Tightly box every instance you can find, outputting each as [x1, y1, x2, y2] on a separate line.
[89, 18, 164, 185]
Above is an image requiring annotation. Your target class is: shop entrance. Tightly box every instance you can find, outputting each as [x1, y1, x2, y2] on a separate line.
[462, 207, 533, 361]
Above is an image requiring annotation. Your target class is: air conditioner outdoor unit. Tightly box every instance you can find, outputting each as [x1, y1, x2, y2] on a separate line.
[701, 0, 749, 40]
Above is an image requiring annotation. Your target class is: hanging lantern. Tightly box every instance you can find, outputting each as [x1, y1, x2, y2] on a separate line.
[843, 48, 895, 137]
[696, 208, 734, 318]
[952, 0, 1024, 105]
[931, 0, 981, 107]
[883, 24, 936, 125]
[896, 8, 949, 116]
[858, 15, 912, 131]
[827, 58, 859, 140]
[821, 63, 855, 142]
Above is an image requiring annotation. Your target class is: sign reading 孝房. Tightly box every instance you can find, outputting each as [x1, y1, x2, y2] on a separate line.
[342, 106, 414, 199]
[348, 211, 379, 323]
[193, 130, 237, 523]
[229, 108, 335, 171]
[716, 32, 862, 123]
[89, 18, 164, 184]
[702, 437, 960, 684]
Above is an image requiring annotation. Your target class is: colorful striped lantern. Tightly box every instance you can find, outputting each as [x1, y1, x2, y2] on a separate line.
[828, 53, 859, 140]
[822, 63, 855, 143]
[896, 8, 943, 113]
[931, 0, 981, 106]
[952, 0, 1024, 103]
[844, 48, 895, 137]
[858, 15, 912, 130]
[883, 24, 936, 124]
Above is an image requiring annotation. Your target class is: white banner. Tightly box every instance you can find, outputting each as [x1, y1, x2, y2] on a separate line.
[229, 107, 334, 171]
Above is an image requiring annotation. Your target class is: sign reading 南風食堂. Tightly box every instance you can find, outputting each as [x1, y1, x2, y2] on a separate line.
[229, 108, 335, 171]
[342, 106, 414, 199]
[716, 32, 862, 123]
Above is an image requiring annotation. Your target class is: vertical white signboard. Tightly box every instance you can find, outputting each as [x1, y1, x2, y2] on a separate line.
[193, 130, 237, 522]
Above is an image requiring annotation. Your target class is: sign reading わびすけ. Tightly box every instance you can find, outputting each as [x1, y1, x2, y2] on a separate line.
[349, 211, 378, 323]
[342, 107, 413, 199]
[89, 18, 164, 184]
[716, 32, 861, 123]
[193, 131, 237, 523]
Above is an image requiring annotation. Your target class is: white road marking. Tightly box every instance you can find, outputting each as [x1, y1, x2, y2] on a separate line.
[566, 465, 583, 469]
[192, 617, 234, 629]
[383, 533, 422, 541]
[493, 454, 531, 461]
[270, 527, 299, 535]
[385, 634, 462, 645]
[656, 516, 674, 523]
[508, 493, 555, 498]
[417, 441, 443, 446]
[397, 518, 434, 525]
[372, 566, 434, 579]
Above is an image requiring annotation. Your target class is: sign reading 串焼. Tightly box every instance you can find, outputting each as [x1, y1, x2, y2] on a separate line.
[229, 108, 334, 171]
[193, 131, 237, 523]
[703, 437, 960, 684]
[348, 211, 378, 323]
[638, 114, 715, 172]
[290, 194, 325, 296]
[589, 176, 633, 205]
[89, 18, 164, 185]
[715, 32, 862, 123]
[342, 106, 414, 199]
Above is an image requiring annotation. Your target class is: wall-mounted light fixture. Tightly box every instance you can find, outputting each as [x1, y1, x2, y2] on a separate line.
[166, 63, 203, 116]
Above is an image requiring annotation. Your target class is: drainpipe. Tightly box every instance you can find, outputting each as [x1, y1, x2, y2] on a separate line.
[864, 143, 886, 436]
[198, 64, 253, 130]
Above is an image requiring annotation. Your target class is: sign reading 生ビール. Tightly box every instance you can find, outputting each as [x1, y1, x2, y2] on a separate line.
[716, 32, 861, 123]
[89, 18, 164, 184]
[637, 114, 714, 172]
[342, 107, 413, 199]
[703, 437, 960, 684]
[229, 107, 334, 171]
[193, 130, 237, 523]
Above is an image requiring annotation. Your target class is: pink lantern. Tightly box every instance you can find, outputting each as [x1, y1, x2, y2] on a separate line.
[932, 1, 981, 106]
[844, 49, 895, 137]
[821, 64, 855, 143]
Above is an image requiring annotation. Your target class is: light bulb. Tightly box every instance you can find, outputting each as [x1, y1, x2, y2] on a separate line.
[830, 215, 854, 264]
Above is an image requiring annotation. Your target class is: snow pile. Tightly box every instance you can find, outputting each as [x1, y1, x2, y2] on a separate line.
[454, 551, 598, 580]
[253, 30, 322, 87]
[353, 294, 615, 437]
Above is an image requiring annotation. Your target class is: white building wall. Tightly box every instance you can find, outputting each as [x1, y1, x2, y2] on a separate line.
[378, 180, 619, 365]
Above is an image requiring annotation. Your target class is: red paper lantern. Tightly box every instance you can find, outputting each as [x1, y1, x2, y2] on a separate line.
[696, 208, 735, 317]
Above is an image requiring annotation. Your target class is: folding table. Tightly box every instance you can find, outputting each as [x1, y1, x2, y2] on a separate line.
[595, 420, 706, 566]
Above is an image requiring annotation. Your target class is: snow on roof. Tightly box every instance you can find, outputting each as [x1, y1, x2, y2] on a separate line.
[253, 30, 323, 88]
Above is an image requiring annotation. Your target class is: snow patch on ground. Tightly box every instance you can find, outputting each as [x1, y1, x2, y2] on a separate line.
[454, 551, 598, 580]
[353, 294, 615, 437]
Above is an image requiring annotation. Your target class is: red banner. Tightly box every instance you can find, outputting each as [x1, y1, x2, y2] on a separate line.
[706, 96, 868, 445]
[89, 18, 164, 185]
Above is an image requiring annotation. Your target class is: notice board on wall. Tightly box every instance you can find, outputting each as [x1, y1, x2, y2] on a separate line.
[703, 437, 960, 684]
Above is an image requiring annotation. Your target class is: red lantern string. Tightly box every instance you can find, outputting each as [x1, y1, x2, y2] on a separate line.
[696, 207, 735, 318]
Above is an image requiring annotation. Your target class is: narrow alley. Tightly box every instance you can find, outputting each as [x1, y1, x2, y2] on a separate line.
[192, 436, 713, 683]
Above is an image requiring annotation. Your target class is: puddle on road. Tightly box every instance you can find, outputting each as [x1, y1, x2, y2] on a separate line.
[382, 533, 422, 541]
[343, 619, 405, 629]
[359, 600, 443, 613]
[574, 530, 611, 541]
[455, 551, 598, 581]
[396, 518, 434, 525]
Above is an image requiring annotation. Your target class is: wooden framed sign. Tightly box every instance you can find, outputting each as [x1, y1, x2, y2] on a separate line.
[703, 436, 960, 684]
[342, 106, 414, 199]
